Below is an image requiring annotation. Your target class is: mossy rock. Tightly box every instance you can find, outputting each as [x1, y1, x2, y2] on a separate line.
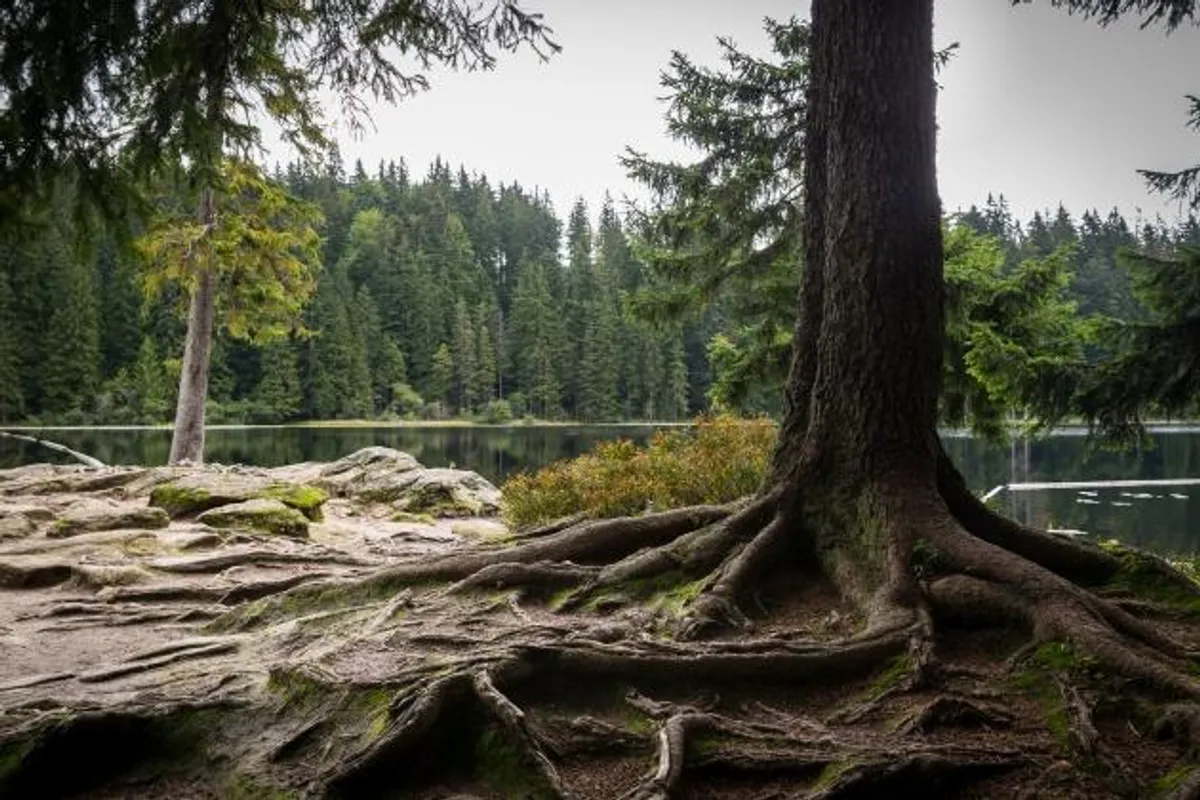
[259, 484, 328, 521]
[149, 473, 327, 520]
[197, 499, 309, 538]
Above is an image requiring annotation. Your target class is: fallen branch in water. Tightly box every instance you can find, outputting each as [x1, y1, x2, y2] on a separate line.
[0, 431, 106, 467]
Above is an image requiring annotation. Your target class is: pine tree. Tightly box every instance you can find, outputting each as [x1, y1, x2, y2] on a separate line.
[130, 337, 172, 422]
[0, 266, 24, 422]
[474, 309, 498, 408]
[429, 343, 454, 416]
[39, 224, 100, 415]
[577, 252, 621, 421]
[451, 299, 478, 414]
[96, 238, 143, 380]
[307, 279, 372, 419]
[374, 339, 408, 415]
[508, 258, 562, 418]
[251, 341, 303, 423]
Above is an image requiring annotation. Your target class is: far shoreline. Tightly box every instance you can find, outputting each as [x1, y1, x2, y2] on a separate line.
[0, 419, 694, 432]
[6, 418, 1200, 434]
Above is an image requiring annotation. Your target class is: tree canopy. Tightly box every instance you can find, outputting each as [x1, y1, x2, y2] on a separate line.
[0, 0, 557, 220]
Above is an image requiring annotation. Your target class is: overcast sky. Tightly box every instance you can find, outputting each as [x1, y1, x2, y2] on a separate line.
[310, 0, 1200, 228]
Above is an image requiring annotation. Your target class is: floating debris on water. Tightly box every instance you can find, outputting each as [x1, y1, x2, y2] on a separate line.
[1111, 501, 1133, 507]
[1076, 498, 1101, 505]
[1171, 493, 1189, 500]
[1077, 490, 1099, 497]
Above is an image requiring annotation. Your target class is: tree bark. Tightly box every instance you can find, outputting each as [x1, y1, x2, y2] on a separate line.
[772, 0, 943, 602]
[168, 187, 217, 465]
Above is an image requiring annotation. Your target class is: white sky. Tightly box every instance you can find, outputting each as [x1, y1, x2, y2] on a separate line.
[304, 0, 1200, 228]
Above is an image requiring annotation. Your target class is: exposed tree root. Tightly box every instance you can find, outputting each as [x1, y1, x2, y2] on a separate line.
[5, 465, 1200, 798]
[811, 751, 1021, 799]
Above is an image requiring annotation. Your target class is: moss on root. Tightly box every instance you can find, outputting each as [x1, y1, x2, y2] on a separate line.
[473, 725, 556, 799]
[224, 774, 298, 800]
[149, 481, 327, 521]
[0, 738, 35, 786]
[863, 653, 916, 700]
[1153, 764, 1198, 796]
[149, 485, 215, 517]
[261, 484, 328, 521]
[573, 571, 708, 619]
[1101, 541, 1200, 612]
[812, 759, 858, 791]
[1008, 642, 1096, 749]
[207, 575, 422, 632]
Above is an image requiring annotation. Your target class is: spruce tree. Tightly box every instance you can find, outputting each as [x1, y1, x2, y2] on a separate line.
[508, 258, 562, 418]
[451, 299, 478, 414]
[0, 267, 23, 422]
[429, 343, 454, 416]
[130, 337, 172, 422]
[96, 238, 143, 380]
[39, 225, 100, 415]
[251, 341, 303, 423]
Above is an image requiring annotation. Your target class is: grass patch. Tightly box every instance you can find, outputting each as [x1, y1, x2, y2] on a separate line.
[501, 414, 776, 527]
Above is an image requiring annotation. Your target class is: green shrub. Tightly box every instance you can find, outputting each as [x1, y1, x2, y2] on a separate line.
[480, 399, 514, 424]
[501, 415, 777, 526]
[388, 382, 424, 418]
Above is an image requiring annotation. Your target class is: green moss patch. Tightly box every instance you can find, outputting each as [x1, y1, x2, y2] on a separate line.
[224, 774, 298, 800]
[260, 484, 328, 521]
[1153, 765, 1198, 796]
[208, 574, 421, 632]
[862, 653, 915, 700]
[149, 478, 327, 521]
[473, 725, 556, 799]
[198, 499, 309, 538]
[149, 485, 216, 517]
[1008, 641, 1096, 749]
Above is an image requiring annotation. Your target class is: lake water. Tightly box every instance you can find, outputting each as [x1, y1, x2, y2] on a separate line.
[5, 424, 1200, 554]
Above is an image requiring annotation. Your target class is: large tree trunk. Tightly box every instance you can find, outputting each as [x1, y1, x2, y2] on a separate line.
[168, 188, 217, 465]
[768, 0, 944, 609]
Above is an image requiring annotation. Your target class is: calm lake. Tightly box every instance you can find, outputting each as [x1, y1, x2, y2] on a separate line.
[5, 424, 1200, 554]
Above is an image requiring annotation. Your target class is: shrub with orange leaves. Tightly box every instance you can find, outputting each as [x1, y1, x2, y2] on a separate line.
[501, 415, 778, 527]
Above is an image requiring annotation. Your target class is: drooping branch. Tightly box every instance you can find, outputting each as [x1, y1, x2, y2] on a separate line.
[0, 431, 105, 467]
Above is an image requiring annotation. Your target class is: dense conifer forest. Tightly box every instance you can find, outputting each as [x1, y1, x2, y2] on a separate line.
[2, 159, 1197, 428]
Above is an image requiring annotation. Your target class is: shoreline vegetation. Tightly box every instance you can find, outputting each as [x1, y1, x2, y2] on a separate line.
[0, 418, 693, 432]
[6, 416, 1200, 433]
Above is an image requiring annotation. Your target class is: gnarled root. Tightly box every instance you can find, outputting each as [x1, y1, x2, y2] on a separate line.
[8, 457, 1200, 798]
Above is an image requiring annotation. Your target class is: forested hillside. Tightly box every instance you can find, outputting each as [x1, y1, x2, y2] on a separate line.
[1, 161, 1197, 427]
